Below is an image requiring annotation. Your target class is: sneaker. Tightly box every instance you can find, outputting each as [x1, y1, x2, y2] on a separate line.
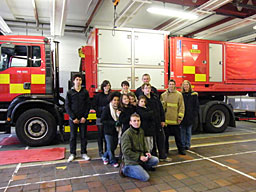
[81, 154, 91, 161]
[185, 147, 190, 150]
[67, 154, 75, 162]
[112, 163, 119, 168]
[103, 160, 109, 165]
[159, 157, 172, 162]
[119, 162, 125, 177]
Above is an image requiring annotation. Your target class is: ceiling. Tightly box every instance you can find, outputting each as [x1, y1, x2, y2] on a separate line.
[0, 0, 256, 43]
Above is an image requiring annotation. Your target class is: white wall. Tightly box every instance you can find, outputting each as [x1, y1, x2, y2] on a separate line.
[55, 33, 86, 97]
[8, 28, 86, 97]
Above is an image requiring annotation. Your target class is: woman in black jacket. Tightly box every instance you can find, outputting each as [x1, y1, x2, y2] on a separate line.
[136, 95, 155, 152]
[101, 92, 121, 168]
[180, 80, 199, 150]
[93, 80, 111, 157]
[119, 94, 136, 134]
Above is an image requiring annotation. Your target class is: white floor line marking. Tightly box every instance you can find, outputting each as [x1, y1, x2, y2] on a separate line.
[190, 138, 256, 149]
[2, 150, 256, 190]
[1, 138, 256, 170]
[157, 150, 256, 167]
[235, 128, 256, 133]
[0, 171, 118, 190]
[189, 150, 256, 181]
[3, 146, 29, 192]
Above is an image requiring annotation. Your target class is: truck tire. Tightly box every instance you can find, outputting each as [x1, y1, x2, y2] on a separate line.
[15, 109, 57, 146]
[204, 105, 230, 133]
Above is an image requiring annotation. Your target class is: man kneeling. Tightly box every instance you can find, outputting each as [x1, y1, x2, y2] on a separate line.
[120, 113, 159, 181]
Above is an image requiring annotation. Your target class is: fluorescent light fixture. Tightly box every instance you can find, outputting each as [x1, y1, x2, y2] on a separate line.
[147, 7, 198, 20]
[0, 16, 12, 34]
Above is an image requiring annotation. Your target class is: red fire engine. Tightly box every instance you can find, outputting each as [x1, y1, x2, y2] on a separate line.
[0, 35, 65, 146]
[79, 27, 256, 133]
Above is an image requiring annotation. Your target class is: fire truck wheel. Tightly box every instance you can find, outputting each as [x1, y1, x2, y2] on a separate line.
[204, 105, 230, 133]
[16, 109, 57, 146]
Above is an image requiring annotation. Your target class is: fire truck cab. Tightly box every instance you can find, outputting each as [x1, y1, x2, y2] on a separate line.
[0, 36, 64, 146]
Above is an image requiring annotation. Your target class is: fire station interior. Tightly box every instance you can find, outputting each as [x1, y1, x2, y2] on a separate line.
[1, 0, 256, 192]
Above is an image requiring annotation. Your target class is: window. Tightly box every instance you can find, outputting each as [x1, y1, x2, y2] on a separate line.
[0, 44, 41, 71]
[29, 46, 41, 67]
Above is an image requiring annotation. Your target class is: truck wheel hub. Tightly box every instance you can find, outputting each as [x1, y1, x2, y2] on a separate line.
[210, 110, 225, 128]
[25, 117, 48, 139]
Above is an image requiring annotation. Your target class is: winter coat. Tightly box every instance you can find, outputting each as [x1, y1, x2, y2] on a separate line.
[93, 92, 110, 118]
[144, 93, 165, 129]
[101, 105, 118, 136]
[65, 87, 90, 120]
[160, 89, 185, 125]
[119, 105, 136, 133]
[136, 106, 155, 136]
[121, 127, 149, 165]
[181, 92, 199, 126]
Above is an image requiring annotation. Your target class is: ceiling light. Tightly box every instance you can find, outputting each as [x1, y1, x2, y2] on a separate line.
[147, 7, 198, 20]
[0, 16, 12, 34]
[253, 25, 256, 30]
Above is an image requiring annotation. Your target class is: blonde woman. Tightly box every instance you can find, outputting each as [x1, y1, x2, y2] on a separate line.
[180, 80, 199, 150]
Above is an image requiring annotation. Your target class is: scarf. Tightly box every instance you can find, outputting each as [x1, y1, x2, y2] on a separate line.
[109, 102, 122, 143]
[110, 102, 119, 121]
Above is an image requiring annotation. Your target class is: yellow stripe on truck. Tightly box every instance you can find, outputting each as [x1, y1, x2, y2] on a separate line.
[10, 84, 31, 94]
[64, 126, 80, 132]
[183, 66, 195, 74]
[195, 74, 206, 82]
[0, 74, 10, 84]
[31, 74, 45, 84]
[88, 113, 96, 120]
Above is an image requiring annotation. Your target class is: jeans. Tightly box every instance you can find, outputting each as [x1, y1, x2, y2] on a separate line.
[123, 156, 159, 181]
[102, 134, 118, 165]
[180, 124, 193, 149]
[69, 120, 88, 156]
[164, 125, 184, 153]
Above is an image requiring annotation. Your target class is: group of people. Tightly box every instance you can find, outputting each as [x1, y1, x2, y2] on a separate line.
[65, 73, 199, 181]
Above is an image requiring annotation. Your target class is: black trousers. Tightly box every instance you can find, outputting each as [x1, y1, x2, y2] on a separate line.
[69, 120, 88, 156]
[152, 126, 167, 159]
[97, 125, 106, 156]
[164, 125, 184, 153]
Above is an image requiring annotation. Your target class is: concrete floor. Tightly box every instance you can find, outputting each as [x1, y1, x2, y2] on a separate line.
[0, 121, 256, 192]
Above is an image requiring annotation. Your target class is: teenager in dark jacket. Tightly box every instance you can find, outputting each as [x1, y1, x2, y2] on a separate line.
[65, 73, 90, 162]
[136, 95, 155, 152]
[180, 80, 199, 150]
[119, 94, 136, 134]
[135, 74, 158, 98]
[93, 80, 111, 157]
[101, 92, 121, 168]
[142, 83, 171, 162]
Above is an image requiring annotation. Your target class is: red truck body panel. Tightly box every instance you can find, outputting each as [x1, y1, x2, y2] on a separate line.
[170, 37, 256, 94]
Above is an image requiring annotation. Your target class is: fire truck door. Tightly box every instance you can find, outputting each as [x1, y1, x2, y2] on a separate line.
[209, 43, 223, 82]
[181, 40, 207, 84]
[29, 46, 45, 94]
[0, 45, 31, 102]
